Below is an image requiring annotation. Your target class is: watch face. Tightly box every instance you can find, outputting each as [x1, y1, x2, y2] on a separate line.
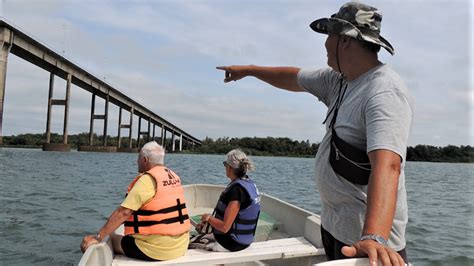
[375, 236, 386, 244]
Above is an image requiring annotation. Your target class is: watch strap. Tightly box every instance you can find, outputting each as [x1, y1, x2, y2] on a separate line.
[360, 234, 387, 246]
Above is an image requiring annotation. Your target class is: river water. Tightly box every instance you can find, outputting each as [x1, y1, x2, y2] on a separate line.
[0, 148, 473, 265]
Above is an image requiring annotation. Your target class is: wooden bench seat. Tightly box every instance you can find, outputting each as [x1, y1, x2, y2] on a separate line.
[113, 237, 324, 265]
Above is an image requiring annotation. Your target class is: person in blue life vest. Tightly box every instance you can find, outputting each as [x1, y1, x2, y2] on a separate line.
[80, 141, 191, 261]
[195, 149, 261, 252]
[216, 2, 412, 266]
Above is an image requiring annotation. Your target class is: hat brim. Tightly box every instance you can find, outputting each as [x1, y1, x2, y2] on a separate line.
[310, 17, 394, 55]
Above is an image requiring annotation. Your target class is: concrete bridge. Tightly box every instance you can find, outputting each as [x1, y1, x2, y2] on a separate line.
[0, 19, 201, 152]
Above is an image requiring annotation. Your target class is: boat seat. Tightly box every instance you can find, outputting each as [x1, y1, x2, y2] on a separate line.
[112, 237, 324, 265]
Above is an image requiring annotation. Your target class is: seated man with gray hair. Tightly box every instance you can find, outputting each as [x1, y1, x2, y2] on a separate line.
[81, 141, 191, 261]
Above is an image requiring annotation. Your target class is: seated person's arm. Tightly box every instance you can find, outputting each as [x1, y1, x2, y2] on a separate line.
[202, 201, 240, 233]
[82, 175, 155, 252]
[97, 206, 134, 240]
[81, 206, 133, 252]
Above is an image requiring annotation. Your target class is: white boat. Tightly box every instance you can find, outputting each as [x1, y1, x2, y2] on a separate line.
[79, 184, 375, 266]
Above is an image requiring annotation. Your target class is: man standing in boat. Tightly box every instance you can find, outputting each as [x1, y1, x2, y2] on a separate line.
[81, 141, 191, 261]
[217, 2, 412, 266]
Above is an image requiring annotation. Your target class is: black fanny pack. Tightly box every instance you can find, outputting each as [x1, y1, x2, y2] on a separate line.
[324, 77, 372, 185]
[329, 128, 371, 185]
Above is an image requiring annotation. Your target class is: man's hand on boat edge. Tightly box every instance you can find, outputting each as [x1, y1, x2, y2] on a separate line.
[342, 240, 406, 266]
[81, 235, 99, 253]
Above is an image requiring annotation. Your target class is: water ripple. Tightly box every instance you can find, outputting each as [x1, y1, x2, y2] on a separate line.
[0, 149, 473, 265]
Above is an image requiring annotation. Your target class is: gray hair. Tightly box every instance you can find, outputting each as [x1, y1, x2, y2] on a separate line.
[225, 149, 255, 174]
[141, 141, 165, 165]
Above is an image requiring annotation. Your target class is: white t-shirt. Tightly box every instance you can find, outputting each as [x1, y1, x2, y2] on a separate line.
[297, 64, 413, 251]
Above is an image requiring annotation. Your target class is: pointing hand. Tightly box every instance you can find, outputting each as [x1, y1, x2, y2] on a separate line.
[216, 65, 251, 83]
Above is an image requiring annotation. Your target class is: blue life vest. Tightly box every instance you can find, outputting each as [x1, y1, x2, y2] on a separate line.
[213, 177, 261, 245]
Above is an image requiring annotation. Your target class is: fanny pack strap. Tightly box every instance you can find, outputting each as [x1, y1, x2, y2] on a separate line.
[323, 75, 348, 127]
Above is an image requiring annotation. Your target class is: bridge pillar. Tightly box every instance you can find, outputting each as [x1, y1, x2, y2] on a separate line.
[160, 126, 164, 146]
[137, 117, 150, 148]
[137, 116, 142, 146]
[0, 28, 13, 145]
[162, 127, 167, 150]
[103, 94, 109, 146]
[42, 73, 71, 151]
[152, 123, 156, 142]
[179, 134, 183, 151]
[117, 107, 122, 148]
[45, 73, 54, 144]
[147, 117, 151, 142]
[171, 131, 176, 152]
[128, 107, 134, 149]
[63, 73, 71, 144]
[88, 92, 96, 146]
[78, 92, 115, 152]
[117, 107, 137, 152]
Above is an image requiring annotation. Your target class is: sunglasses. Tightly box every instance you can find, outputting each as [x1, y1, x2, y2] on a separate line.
[222, 161, 228, 167]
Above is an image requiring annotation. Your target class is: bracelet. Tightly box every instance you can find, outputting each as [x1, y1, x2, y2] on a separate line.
[94, 233, 102, 242]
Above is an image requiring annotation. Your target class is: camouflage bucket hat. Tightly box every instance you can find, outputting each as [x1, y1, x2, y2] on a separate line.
[310, 2, 394, 55]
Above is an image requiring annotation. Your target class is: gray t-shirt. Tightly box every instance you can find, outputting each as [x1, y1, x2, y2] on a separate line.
[297, 64, 413, 251]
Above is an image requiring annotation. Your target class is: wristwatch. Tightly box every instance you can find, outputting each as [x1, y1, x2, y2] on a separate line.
[360, 234, 387, 246]
[94, 233, 102, 242]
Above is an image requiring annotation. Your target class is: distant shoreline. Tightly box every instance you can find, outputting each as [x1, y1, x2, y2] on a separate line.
[0, 136, 474, 163]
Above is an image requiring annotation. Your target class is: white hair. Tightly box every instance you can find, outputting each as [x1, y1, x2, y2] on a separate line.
[225, 149, 255, 174]
[140, 141, 165, 165]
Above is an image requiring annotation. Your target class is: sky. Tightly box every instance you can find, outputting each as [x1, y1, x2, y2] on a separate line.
[0, 0, 472, 147]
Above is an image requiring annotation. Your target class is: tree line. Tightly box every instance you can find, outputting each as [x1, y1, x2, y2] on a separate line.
[195, 137, 473, 163]
[195, 137, 318, 157]
[406, 145, 473, 163]
[0, 133, 168, 149]
[1, 133, 472, 163]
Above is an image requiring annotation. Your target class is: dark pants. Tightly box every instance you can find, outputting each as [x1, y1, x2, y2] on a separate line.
[121, 235, 159, 261]
[321, 226, 408, 264]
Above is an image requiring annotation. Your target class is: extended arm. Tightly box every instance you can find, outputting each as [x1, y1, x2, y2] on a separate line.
[342, 149, 405, 266]
[216, 65, 303, 92]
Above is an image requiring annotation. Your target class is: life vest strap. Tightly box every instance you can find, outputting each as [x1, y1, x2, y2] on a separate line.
[215, 208, 225, 217]
[214, 227, 256, 235]
[235, 217, 259, 225]
[176, 198, 185, 224]
[135, 203, 187, 216]
[124, 214, 190, 228]
[231, 228, 256, 235]
[127, 199, 189, 233]
[133, 212, 139, 233]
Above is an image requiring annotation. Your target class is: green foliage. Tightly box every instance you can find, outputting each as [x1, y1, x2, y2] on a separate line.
[195, 136, 318, 157]
[197, 137, 474, 162]
[2, 133, 473, 162]
[1, 133, 138, 149]
[407, 145, 473, 163]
